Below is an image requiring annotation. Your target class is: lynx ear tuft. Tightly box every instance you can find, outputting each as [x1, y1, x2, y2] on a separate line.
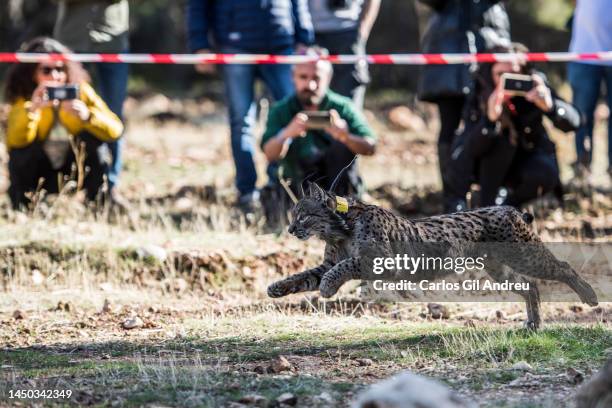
[307, 181, 328, 202]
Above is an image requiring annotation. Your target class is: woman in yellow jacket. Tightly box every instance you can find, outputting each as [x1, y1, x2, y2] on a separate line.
[4, 37, 123, 209]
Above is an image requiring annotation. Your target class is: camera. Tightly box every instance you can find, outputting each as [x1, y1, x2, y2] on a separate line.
[301, 111, 332, 130]
[46, 85, 79, 101]
[500, 73, 534, 96]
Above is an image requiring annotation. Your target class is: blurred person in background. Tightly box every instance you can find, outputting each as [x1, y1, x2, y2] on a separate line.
[417, 0, 510, 205]
[3, 37, 123, 210]
[567, 0, 612, 179]
[261, 53, 376, 198]
[53, 0, 130, 207]
[445, 44, 581, 211]
[307, 0, 381, 109]
[187, 0, 314, 214]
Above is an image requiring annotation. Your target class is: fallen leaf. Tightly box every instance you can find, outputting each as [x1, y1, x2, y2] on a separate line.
[268, 355, 292, 373]
[253, 365, 266, 374]
[356, 358, 374, 367]
[102, 299, 113, 314]
[12, 310, 26, 320]
[566, 367, 584, 385]
[569, 305, 583, 313]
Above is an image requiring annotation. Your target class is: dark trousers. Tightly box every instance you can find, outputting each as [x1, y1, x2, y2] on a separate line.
[315, 29, 369, 109]
[447, 133, 560, 208]
[504, 151, 560, 207]
[221, 46, 295, 196]
[8, 133, 109, 209]
[436, 96, 465, 196]
[437, 96, 465, 145]
[568, 62, 612, 167]
[296, 140, 361, 197]
[88, 49, 129, 190]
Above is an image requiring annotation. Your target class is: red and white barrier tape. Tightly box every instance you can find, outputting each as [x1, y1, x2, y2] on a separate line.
[1, 52, 612, 65]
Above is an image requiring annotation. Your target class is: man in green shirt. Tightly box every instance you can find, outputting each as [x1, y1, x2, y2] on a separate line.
[261, 56, 376, 196]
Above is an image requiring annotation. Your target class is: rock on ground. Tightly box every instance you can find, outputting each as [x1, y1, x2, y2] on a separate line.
[352, 370, 473, 408]
[122, 316, 144, 330]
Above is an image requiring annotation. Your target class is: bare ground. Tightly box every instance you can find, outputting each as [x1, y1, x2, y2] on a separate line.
[0, 101, 611, 407]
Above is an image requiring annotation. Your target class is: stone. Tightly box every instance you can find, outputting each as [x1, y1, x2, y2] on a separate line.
[352, 370, 472, 408]
[427, 303, 450, 319]
[31, 269, 44, 286]
[269, 355, 292, 373]
[122, 316, 144, 330]
[276, 393, 297, 406]
[511, 361, 533, 372]
[136, 244, 167, 263]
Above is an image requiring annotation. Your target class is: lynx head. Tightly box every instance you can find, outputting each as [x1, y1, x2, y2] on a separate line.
[288, 182, 351, 242]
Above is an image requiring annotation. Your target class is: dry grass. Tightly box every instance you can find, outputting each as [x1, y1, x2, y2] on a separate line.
[0, 103, 610, 407]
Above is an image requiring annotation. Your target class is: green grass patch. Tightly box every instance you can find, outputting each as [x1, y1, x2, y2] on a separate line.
[1, 316, 609, 407]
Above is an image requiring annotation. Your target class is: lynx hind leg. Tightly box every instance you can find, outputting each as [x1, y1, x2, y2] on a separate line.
[555, 260, 599, 306]
[485, 258, 541, 330]
[267, 265, 328, 298]
[319, 257, 362, 298]
[498, 243, 598, 307]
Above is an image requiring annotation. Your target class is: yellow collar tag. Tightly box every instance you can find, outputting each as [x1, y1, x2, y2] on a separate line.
[335, 196, 349, 213]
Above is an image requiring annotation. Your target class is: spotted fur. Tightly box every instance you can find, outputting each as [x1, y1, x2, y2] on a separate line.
[268, 182, 598, 329]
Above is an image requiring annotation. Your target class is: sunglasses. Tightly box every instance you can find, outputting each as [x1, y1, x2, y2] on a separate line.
[39, 65, 67, 75]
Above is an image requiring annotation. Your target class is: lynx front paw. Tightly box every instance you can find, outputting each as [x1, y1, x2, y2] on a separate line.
[319, 280, 341, 298]
[267, 279, 299, 298]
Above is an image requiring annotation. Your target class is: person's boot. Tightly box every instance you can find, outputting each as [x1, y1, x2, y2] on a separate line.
[572, 151, 592, 180]
[237, 190, 261, 215]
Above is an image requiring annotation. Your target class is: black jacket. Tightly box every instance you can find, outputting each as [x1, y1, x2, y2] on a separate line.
[446, 71, 581, 205]
[417, 0, 510, 102]
[458, 73, 580, 157]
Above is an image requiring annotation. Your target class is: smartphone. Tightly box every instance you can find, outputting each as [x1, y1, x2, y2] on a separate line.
[328, 0, 350, 9]
[500, 73, 534, 96]
[46, 85, 80, 101]
[301, 111, 332, 130]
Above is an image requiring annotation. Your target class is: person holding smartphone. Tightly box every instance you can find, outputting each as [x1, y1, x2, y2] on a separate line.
[445, 43, 581, 211]
[417, 0, 510, 206]
[3, 37, 123, 210]
[261, 49, 376, 198]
